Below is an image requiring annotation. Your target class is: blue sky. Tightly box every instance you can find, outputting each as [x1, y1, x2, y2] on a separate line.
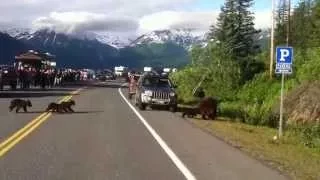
[193, 0, 300, 11]
[177, 0, 301, 30]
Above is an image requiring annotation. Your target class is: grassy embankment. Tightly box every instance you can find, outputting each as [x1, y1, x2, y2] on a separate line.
[189, 118, 320, 180]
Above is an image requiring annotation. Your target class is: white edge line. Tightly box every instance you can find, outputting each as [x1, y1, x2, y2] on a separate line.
[118, 86, 197, 180]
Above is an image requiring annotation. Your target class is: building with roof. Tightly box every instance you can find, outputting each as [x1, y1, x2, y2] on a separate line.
[14, 50, 56, 70]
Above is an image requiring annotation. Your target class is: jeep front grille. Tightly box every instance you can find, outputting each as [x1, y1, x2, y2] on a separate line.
[152, 91, 170, 99]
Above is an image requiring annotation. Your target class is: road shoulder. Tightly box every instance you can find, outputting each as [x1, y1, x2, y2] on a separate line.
[189, 119, 320, 180]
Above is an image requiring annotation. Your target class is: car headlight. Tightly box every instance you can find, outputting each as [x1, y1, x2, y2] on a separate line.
[143, 90, 153, 96]
[170, 92, 175, 96]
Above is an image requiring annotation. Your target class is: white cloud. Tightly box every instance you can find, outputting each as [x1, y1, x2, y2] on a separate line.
[138, 10, 271, 34]
[254, 10, 272, 29]
[138, 11, 218, 34]
[32, 12, 139, 34]
[0, 0, 272, 36]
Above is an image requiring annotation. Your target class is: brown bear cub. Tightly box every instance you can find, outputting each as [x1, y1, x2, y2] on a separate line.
[9, 99, 32, 113]
[182, 107, 200, 118]
[46, 99, 76, 113]
[181, 97, 217, 120]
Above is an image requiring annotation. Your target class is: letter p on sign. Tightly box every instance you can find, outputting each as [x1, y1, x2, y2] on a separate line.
[276, 47, 293, 64]
[279, 49, 290, 62]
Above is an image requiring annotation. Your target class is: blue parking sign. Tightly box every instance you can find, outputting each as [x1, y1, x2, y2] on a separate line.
[275, 47, 293, 74]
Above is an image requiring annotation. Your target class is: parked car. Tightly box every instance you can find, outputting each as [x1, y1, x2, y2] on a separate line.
[134, 72, 178, 112]
[95, 73, 106, 81]
[95, 71, 116, 81]
[105, 72, 116, 80]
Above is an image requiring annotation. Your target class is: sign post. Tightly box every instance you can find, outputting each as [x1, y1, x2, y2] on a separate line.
[275, 47, 293, 138]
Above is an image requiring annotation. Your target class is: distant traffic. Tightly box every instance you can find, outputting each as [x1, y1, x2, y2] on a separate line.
[94, 65, 177, 82]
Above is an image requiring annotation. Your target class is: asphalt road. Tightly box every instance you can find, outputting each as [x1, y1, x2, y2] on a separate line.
[0, 81, 289, 180]
[0, 87, 79, 143]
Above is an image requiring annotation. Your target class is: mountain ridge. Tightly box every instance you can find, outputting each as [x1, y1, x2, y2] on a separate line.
[0, 29, 191, 68]
[0, 32, 30, 65]
[2, 28, 209, 49]
[0, 27, 270, 69]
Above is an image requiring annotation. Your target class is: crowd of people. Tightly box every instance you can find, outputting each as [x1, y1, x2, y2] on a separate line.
[0, 66, 93, 90]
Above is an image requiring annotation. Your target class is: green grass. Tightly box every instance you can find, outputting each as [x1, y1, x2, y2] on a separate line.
[190, 118, 320, 180]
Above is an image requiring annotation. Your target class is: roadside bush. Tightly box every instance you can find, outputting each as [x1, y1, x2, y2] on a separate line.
[218, 102, 244, 121]
[170, 65, 204, 103]
[227, 65, 302, 126]
[288, 123, 320, 148]
[171, 42, 240, 103]
[229, 73, 279, 126]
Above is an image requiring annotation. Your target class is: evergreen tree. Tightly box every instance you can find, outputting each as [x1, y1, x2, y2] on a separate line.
[291, 0, 314, 62]
[275, 0, 319, 49]
[189, 45, 204, 65]
[211, 0, 261, 83]
[275, 0, 290, 46]
[310, 0, 320, 47]
[207, 24, 216, 41]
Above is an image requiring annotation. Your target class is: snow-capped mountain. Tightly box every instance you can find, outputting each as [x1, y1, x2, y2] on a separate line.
[2, 28, 129, 49]
[1, 28, 121, 68]
[0, 26, 271, 69]
[2, 28, 208, 49]
[130, 29, 207, 49]
[1, 27, 270, 52]
[92, 32, 132, 49]
[3, 28, 35, 40]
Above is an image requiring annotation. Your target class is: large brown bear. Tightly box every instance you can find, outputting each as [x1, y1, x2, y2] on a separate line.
[199, 97, 218, 120]
[182, 97, 218, 120]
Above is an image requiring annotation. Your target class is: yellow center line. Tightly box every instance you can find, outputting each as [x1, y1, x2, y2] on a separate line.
[0, 113, 52, 156]
[0, 88, 83, 157]
[0, 113, 48, 149]
[0, 95, 68, 150]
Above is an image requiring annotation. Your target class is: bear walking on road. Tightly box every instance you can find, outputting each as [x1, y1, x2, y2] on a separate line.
[46, 100, 76, 113]
[9, 99, 32, 113]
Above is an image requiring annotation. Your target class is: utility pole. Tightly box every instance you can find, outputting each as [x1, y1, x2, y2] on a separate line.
[279, 0, 291, 138]
[286, 0, 291, 46]
[269, 0, 275, 79]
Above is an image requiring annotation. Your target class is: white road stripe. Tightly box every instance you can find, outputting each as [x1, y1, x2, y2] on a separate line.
[118, 87, 197, 180]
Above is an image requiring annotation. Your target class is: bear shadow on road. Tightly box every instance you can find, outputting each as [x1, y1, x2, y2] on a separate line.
[58, 110, 105, 114]
[17, 110, 104, 114]
[141, 105, 187, 112]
